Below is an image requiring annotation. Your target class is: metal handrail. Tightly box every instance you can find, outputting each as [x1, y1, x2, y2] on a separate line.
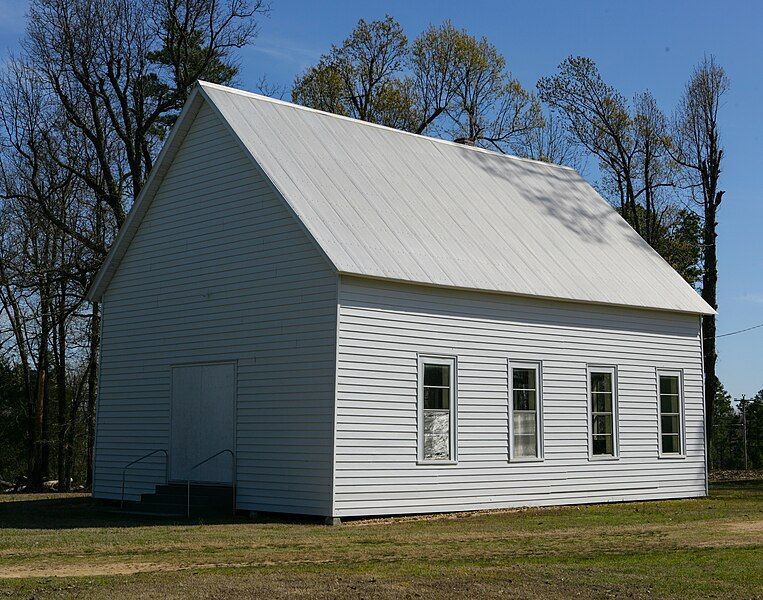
[121, 449, 168, 509]
[186, 448, 236, 517]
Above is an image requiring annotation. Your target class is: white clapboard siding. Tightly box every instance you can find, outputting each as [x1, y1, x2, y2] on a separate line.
[93, 101, 337, 515]
[333, 276, 706, 517]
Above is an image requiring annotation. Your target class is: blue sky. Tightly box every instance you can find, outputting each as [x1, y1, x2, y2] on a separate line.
[1, 0, 760, 398]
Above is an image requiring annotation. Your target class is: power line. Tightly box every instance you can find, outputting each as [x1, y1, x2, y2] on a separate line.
[717, 322, 763, 338]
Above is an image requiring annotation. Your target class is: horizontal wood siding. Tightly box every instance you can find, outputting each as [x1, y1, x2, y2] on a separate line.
[334, 276, 706, 517]
[93, 102, 337, 515]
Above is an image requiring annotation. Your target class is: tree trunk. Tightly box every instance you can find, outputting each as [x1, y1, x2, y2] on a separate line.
[624, 176, 641, 235]
[85, 302, 100, 489]
[55, 314, 68, 491]
[702, 199, 719, 464]
[31, 274, 54, 490]
[63, 400, 77, 489]
[64, 364, 88, 488]
[41, 358, 51, 485]
[30, 365, 47, 489]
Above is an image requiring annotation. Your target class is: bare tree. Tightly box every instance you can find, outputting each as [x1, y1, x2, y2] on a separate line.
[537, 57, 707, 286]
[672, 56, 729, 449]
[0, 222, 36, 485]
[538, 57, 642, 228]
[514, 110, 585, 170]
[0, 58, 75, 488]
[24, 0, 268, 259]
[0, 0, 267, 489]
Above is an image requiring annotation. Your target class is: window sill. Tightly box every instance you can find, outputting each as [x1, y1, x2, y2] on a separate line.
[509, 457, 545, 463]
[588, 455, 620, 462]
[658, 453, 686, 460]
[417, 460, 458, 466]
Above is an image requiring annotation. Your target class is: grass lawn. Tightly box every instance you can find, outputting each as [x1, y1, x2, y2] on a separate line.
[0, 481, 760, 599]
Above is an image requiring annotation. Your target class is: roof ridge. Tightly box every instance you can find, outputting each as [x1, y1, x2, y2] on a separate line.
[197, 80, 577, 172]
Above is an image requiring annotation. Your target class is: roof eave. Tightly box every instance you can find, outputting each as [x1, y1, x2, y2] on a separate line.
[337, 271, 717, 316]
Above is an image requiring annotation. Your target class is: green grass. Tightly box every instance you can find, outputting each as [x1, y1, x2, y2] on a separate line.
[0, 481, 761, 599]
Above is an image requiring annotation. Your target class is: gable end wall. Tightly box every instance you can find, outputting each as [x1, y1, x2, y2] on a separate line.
[93, 101, 338, 515]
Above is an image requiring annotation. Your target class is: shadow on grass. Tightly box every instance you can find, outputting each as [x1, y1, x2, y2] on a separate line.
[0, 495, 248, 530]
[709, 479, 763, 491]
[1, 480, 760, 531]
[0, 494, 327, 530]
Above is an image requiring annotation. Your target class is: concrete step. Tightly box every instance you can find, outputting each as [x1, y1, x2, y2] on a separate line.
[119, 506, 187, 518]
[154, 483, 234, 499]
[132, 483, 235, 517]
[140, 494, 233, 510]
[128, 499, 233, 516]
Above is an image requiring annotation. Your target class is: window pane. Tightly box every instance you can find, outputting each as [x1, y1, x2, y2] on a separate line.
[661, 434, 681, 454]
[658, 374, 682, 455]
[513, 389, 536, 411]
[660, 376, 679, 396]
[660, 395, 680, 414]
[513, 368, 536, 391]
[424, 387, 449, 410]
[592, 414, 613, 435]
[590, 370, 616, 457]
[424, 410, 450, 435]
[592, 434, 614, 455]
[591, 392, 612, 413]
[423, 410, 450, 460]
[590, 372, 612, 393]
[424, 364, 449, 387]
[511, 366, 540, 460]
[424, 433, 450, 460]
[661, 415, 680, 435]
[513, 411, 537, 436]
[421, 361, 454, 462]
[514, 434, 537, 458]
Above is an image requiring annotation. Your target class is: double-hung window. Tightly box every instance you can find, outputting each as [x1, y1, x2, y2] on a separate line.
[658, 370, 684, 455]
[418, 356, 456, 463]
[589, 367, 618, 458]
[509, 362, 542, 460]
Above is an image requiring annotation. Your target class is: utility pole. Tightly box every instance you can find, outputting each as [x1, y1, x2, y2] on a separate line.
[740, 396, 748, 471]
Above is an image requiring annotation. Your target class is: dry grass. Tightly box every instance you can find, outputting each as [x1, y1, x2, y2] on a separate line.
[0, 481, 761, 599]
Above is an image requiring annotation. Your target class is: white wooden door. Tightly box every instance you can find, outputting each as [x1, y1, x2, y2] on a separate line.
[170, 363, 235, 483]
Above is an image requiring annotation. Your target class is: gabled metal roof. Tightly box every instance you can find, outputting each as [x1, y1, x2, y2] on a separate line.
[89, 81, 713, 315]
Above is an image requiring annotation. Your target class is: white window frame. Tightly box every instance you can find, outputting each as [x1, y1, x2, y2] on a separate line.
[587, 365, 620, 461]
[417, 355, 458, 465]
[508, 360, 544, 462]
[656, 369, 686, 458]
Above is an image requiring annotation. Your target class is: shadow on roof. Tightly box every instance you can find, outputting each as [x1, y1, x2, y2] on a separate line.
[461, 146, 639, 248]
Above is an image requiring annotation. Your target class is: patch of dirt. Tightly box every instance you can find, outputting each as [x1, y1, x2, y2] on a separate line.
[346, 505, 528, 527]
[0, 558, 336, 580]
[0, 562, 173, 579]
[726, 519, 763, 534]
